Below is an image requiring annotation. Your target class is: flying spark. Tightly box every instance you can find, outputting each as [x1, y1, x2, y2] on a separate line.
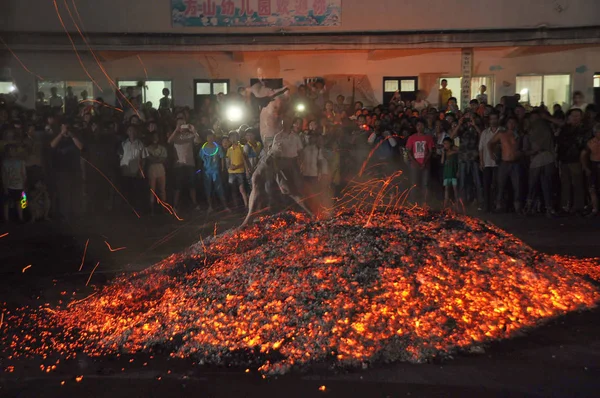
[79, 239, 89, 271]
[85, 262, 100, 286]
[22, 265, 32, 273]
[104, 241, 126, 252]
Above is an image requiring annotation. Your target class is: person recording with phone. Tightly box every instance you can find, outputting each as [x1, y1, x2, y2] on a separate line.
[168, 118, 201, 211]
[50, 122, 84, 221]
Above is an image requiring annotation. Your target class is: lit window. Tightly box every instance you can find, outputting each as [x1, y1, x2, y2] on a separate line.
[400, 80, 415, 92]
[384, 80, 398, 93]
[118, 80, 172, 107]
[516, 75, 570, 107]
[0, 81, 17, 94]
[195, 80, 230, 96]
[594, 74, 600, 88]
[37, 80, 94, 103]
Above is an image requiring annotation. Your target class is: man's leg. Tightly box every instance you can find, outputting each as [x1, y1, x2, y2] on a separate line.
[569, 162, 585, 212]
[458, 161, 468, 205]
[510, 163, 522, 212]
[541, 163, 555, 213]
[471, 161, 484, 207]
[241, 158, 269, 227]
[496, 162, 510, 210]
[483, 167, 493, 211]
[559, 162, 572, 211]
[409, 165, 420, 203]
[526, 166, 541, 212]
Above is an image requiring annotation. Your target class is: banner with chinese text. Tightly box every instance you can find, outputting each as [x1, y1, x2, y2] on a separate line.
[172, 0, 342, 27]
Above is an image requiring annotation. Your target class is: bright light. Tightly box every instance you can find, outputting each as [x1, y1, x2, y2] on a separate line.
[9, 85, 16, 92]
[519, 88, 529, 96]
[226, 106, 243, 123]
[296, 103, 306, 112]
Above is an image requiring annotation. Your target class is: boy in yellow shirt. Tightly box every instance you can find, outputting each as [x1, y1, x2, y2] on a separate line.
[226, 131, 249, 209]
[439, 79, 452, 111]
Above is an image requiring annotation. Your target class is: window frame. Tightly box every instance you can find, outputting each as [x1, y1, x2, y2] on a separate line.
[36, 79, 95, 102]
[194, 79, 230, 96]
[382, 76, 419, 105]
[515, 73, 572, 107]
[0, 79, 16, 95]
[116, 78, 173, 104]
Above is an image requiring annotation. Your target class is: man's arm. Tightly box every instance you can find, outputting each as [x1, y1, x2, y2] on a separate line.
[167, 126, 180, 144]
[50, 132, 63, 149]
[487, 133, 501, 160]
[191, 125, 201, 144]
[71, 134, 84, 151]
[581, 144, 591, 175]
[450, 119, 463, 139]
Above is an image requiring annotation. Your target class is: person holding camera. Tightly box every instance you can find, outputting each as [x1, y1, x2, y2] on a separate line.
[168, 118, 201, 212]
[451, 114, 484, 209]
[50, 122, 84, 221]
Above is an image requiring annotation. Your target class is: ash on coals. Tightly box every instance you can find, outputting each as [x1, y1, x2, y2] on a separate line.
[3, 209, 599, 375]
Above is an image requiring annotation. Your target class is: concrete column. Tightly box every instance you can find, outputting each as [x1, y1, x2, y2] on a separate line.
[460, 48, 474, 108]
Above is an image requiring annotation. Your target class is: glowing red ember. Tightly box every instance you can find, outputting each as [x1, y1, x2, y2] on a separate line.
[1, 209, 599, 375]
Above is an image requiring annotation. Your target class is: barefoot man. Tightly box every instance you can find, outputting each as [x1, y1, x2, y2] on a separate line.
[241, 115, 313, 227]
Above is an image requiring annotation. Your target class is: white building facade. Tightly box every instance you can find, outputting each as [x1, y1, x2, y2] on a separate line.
[1, 0, 599, 109]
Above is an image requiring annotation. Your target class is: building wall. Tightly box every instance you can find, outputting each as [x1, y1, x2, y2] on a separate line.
[1, 0, 598, 34]
[5, 47, 599, 109]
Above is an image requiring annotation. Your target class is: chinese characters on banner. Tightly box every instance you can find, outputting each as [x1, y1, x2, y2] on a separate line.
[460, 48, 473, 109]
[172, 0, 341, 27]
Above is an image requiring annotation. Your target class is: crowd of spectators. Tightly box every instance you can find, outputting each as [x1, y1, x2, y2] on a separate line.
[1, 80, 599, 225]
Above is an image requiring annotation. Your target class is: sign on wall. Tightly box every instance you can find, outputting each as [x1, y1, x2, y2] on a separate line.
[172, 0, 342, 27]
[460, 48, 473, 109]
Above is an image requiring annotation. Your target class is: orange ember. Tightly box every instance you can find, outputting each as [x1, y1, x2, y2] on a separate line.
[1, 209, 599, 375]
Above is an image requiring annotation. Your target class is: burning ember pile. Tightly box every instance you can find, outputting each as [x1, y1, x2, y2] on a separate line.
[2, 209, 599, 375]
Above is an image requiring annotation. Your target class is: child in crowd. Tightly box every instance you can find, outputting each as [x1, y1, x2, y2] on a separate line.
[226, 131, 249, 209]
[29, 179, 51, 222]
[200, 131, 229, 213]
[2, 144, 26, 222]
[441, 137, 459, 209]
[243, 129, 262, 175]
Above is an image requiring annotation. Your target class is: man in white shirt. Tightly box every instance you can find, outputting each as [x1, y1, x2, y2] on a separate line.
[168, 118, 201, 211]
[120, 125, 148, 212]
[478, 111, 501, 212]
[241, 117, 313, 227]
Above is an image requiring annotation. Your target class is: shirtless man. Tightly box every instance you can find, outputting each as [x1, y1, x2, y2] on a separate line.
[241, 117, 313, 227]
[249, 67, 288, 148]
[583, 123, 600, 216]
[488, 116, 522, 212]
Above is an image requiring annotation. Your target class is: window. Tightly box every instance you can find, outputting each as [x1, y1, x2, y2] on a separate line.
[194, 79, 230, 96]
[594, 73, 600, 88]
[37, 80, 94, 103]
[382, 76, 418, 105]
[118, 80, 172, 108]
[438, 76, 494, 109]
[516, 74, 570, 108]
[0, 80, 16, 95]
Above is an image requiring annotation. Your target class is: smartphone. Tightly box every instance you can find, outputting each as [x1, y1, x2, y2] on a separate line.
[181, 124, 189, 129]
